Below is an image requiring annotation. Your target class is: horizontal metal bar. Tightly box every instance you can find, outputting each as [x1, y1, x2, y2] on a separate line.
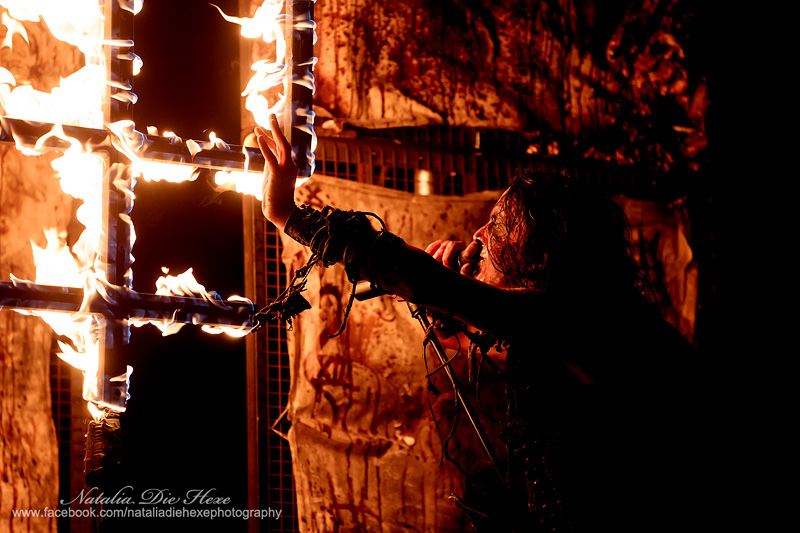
[0, 280, 255, 330]
[0, 116, 266, 174]
[0, 282, 84, 312]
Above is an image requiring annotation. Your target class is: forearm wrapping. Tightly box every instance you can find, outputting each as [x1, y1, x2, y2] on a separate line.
[283, 204, 327, 249]
[283, 204, 388, 279]
[282, 204, 533, 342]
[284, 204, 467, 305]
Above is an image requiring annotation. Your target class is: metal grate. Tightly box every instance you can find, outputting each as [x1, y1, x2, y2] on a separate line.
[50, 348, 93, 533]
[254, 214, 299, 532]
[315, 125, 529, 194]
[315, 125, 686, 200]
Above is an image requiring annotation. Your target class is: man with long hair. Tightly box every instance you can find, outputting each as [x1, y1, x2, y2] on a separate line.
[256, 114, 696, 531]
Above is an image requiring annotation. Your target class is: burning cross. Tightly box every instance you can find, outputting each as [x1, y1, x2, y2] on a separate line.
[0, 0, 315, 488]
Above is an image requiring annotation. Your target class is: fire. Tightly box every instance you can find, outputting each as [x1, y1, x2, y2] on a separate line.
[31, 228, 81, 287]
[23, 227, 123, 416]
[216, 0, 317, 175]
[1, 0, 107, 419]
[136, 267, 252, 338]
[216, 168, 264, 199]
[212, 0, 289, 128]
[19, 229, 83, 348]
[0, 1, 135, 418]
[1, 0, 315, 416]
[0, 11, 26, 49]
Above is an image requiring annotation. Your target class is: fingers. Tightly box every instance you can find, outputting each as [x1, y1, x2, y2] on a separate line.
[255, 114, 299, 230]
[425, 240, 466, 270]
[462, 240, 481, 259]
[441, 240, 465, 270]
[270, 114, 292, 154]
[425, 239, 444, 255]
[255, 115, 291, 162]
[460, 262, 475, 277]
[256, 131, 277, 171]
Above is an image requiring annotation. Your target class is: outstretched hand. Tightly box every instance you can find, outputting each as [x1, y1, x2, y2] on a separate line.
[256, 114, 298, 231]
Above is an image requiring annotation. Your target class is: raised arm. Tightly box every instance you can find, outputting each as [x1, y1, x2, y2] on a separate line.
[255, 114, 541, 343]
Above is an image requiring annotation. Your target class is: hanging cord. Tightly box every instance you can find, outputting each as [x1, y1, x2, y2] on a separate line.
[413, 309, 519, 530]
[462, 329, 507, 424]
[424, 321, 463, 379]
[449, 493, 508, 532]
[331, 210, 387, 338]
[421, 320, 470, 478]
[250, 259, 314, 331]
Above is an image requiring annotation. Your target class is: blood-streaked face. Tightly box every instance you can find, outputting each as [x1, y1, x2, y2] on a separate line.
[471, 195, 511, 288]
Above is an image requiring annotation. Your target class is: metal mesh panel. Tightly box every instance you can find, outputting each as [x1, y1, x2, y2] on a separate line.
[254, 215, 299, 532]
[50, 350, 92, 533]
[315, 125, 676, 198]
[315, 126, 532, 194]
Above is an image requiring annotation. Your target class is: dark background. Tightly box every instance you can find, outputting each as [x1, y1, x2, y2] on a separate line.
[114, 1, 251, 529]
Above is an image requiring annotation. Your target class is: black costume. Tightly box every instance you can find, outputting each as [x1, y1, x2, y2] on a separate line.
[265, 204, 697, 532]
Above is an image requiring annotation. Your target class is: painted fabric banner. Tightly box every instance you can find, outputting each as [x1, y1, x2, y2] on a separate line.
[279, 175, 498, 532]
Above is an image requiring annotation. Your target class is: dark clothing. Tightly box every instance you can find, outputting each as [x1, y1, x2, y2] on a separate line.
[284, 206, 700, 532]
[365, 232, 698, 532]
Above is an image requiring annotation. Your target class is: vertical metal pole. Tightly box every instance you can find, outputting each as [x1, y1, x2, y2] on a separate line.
[85, 9, 135, 525]
[240, 1, 261, 529]
[87, 4, 135, 530]
[243, 194, 261, 533]
[97, 0, 134, 411]
[406, 302, 506, 488]
[285, 0, 315, 178]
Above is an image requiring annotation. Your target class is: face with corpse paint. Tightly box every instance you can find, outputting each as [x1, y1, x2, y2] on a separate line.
[470, 193, 518, 288]
[427, 168, 572, 290]
[466, 168, 571, 290]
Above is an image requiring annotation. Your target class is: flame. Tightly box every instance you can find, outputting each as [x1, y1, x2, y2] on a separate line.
[215, 169, 263, 199]
[1, 1, 310, 416]
[31, 228, 81, 287]
[24, 227, 112, 411]
[1, 11, 27, 49]
[128, 267, 252, 338]
[1, 1, 130, 418]
[216, 0, 317, 175]
[134, 160, 197, 183]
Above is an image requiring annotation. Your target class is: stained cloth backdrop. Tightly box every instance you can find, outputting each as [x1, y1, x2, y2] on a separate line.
[279, 176, 498, 532]
[619, 196, 697, 344]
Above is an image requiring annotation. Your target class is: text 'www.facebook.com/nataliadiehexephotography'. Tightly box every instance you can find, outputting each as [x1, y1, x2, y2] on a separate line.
[12, 486, 283, 521]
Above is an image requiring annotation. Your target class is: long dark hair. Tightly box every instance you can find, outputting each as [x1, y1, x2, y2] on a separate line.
[487, 166, 658, 302]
